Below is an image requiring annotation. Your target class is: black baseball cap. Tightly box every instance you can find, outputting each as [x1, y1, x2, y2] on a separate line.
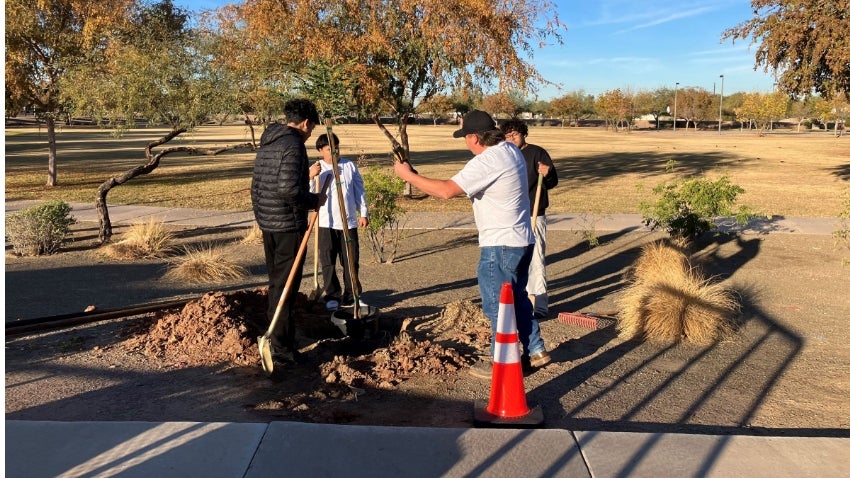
[452, 110, 497, 138]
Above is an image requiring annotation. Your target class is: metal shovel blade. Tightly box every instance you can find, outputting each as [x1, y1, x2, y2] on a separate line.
[257, 335, 274, 374]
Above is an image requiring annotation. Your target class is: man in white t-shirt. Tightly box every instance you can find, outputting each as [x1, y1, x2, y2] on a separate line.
[394, 110, 551, 379]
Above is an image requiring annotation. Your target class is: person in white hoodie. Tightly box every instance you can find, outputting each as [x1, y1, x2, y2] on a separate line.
[309, 133, 369, 310]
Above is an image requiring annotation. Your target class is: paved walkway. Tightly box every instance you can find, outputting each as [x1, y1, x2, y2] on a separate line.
[4, 200, 842, 235]
[7, 421, 849, 477]
[5, 201, 848, 477]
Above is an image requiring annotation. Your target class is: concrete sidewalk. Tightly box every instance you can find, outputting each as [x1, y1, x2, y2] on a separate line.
[6, 420, 849, 477]
[4, 200, 842, 235]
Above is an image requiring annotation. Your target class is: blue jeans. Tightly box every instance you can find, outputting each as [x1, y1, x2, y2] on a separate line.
[478, 245, 546, 357]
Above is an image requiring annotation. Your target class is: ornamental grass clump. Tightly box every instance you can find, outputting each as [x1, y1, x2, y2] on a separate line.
[617, 241, 740, 345]
[164, 244, 247, 284]
[101, 219, 174, 259]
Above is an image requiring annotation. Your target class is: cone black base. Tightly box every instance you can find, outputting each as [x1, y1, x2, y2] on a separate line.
[473, 400, 545, 428]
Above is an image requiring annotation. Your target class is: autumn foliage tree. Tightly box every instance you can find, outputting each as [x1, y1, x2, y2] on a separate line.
[724, 0, 850, 101]
[223, 0, 564, 191]
[677, 87, 715, 130]
[5, 0, 134, 186]
[734, 91, 789, 134]
[595, 89, 632, 131]
[548, 90, 594, 127]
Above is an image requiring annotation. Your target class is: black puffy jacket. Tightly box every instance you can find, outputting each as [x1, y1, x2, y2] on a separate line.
[251, 123, 319, 233]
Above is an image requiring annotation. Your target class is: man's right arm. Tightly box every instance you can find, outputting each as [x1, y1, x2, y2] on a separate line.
[394, 162, 464, 199]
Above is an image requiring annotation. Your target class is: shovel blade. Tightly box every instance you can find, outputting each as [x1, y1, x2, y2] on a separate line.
[257, 335, 274, 375]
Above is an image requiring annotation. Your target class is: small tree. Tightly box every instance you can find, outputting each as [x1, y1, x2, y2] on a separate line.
[362, 165, 406, 264]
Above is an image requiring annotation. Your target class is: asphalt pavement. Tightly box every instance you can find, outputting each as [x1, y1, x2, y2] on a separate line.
[5, 200, 848, 477]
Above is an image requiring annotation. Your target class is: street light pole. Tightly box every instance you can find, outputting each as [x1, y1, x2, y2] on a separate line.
[718, 74, 725, 133]
[673, 82, 679, 132]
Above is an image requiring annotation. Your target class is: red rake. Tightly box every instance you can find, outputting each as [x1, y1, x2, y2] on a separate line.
[557, 312, 616, 330]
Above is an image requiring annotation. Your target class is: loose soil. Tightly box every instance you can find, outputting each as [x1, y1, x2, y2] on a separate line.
[5, 222, 850, 435]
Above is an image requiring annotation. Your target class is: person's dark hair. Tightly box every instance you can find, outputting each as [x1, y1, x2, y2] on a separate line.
[477, 129, 506, 147]
[284, 98, 320, 125]
[315, 133, 340, 151]
[501, 119, 528, 137]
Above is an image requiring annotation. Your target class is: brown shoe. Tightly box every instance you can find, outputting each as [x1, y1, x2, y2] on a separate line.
[468, 357, 492, 380]
[529, 351, 551, 368]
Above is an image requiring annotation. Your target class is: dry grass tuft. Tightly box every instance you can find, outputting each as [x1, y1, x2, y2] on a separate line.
[101, 219, 175, 259]
[164, 244, 248, 284]
[241, 223, 263, 245]
[617, 241, 740, 345]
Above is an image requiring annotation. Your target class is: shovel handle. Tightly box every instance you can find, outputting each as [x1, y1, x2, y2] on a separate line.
[531, 173, 543, 230]
[325, 119, 363, 319]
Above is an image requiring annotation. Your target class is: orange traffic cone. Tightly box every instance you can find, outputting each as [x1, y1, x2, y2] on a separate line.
[473, 282, 544, 428]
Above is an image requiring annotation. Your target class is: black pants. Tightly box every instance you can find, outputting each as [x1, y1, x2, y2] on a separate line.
[318, 227, 361, 304]
[262, 230, 304, 352]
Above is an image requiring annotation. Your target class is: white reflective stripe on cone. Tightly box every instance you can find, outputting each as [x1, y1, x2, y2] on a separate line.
[494, 336, 521, 364]
[496, 303, 518, 334]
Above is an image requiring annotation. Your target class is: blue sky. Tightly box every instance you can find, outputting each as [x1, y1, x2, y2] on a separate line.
[177, 0, 775, 100]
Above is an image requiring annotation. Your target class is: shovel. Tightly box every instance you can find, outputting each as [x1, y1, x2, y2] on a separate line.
[258, 176, 331, 375]
[323, 119, 380, 337]
[307, 176, 322, 303]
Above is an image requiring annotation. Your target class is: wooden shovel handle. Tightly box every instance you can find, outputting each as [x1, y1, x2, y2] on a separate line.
[531, 173, 543, 230]
[325, 119, 362, 319]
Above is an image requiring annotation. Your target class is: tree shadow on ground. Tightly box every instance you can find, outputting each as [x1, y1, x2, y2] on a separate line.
[530, 230, 848, 440]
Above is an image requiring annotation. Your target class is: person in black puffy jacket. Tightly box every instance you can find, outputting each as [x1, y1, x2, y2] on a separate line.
[251, 98, 326, 371]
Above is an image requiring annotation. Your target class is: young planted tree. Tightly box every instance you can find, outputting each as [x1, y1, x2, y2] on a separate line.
[61, 0, 255, 241]
[724, 0, 850, 102]
[5, 0, 134, 186]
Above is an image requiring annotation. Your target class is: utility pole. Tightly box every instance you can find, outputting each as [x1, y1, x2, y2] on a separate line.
[673, 82, 679, 132]
[718, 74, 725, 133]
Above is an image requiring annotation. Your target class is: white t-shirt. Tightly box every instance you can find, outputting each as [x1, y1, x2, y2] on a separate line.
[313, 158, 368, 230]
[451, 141, 535, 247]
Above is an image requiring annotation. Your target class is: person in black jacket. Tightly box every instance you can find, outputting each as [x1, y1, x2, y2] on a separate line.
[251, 98, 326, 370]
[501, 119, 559, 319]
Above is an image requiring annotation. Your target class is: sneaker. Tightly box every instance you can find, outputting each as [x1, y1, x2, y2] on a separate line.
[529, 350, 552, 368]
[468, 357, 492, 380]
[325, 299, 340, 311]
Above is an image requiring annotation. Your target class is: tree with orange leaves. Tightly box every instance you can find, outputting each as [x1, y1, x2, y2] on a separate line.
[216, 0, 565, 183]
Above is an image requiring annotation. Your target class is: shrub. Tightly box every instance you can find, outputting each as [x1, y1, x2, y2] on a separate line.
[640, 176, 757, 242]
[5, 200, 76, 256]
[362, 165, 407, 263]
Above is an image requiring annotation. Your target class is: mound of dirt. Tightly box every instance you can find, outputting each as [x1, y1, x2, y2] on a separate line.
[122, 290, 489, 391]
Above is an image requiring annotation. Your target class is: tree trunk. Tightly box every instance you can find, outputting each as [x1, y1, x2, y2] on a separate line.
[95, 127, 255, 243]
[46, 116, 58, 186]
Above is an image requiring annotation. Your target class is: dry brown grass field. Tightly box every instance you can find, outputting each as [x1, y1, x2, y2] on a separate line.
[5, 124, 848, 217]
